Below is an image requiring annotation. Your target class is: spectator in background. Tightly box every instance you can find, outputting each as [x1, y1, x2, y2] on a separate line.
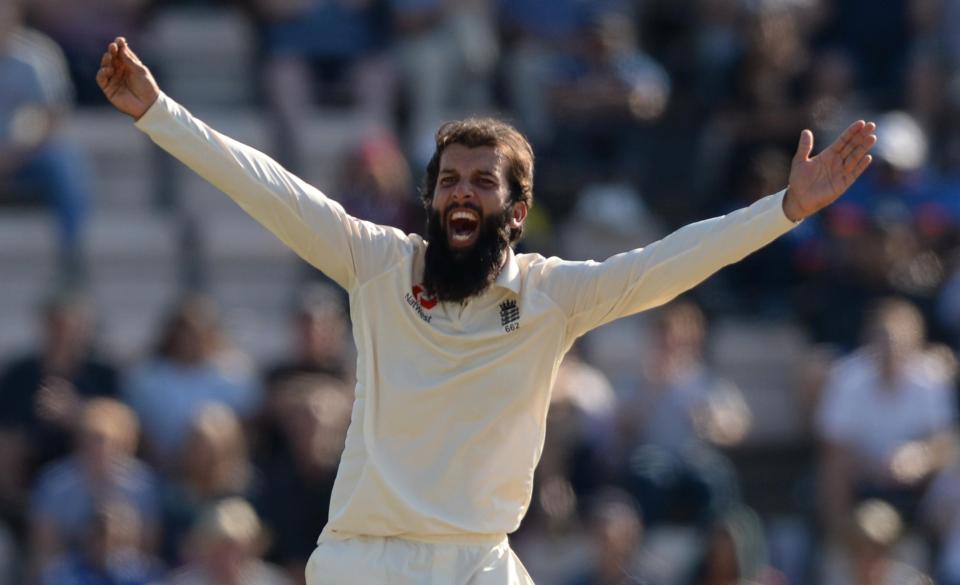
[830, 111, 947, 245]
[817, 298, 956, 543]
[498, 0, 612, 145]
[27, 0, 148, 105]
[265, 285, 352, 386]
[391, 0, 498, 162]
[0, 0, 93, 281]
[257, 285, 351, 458]
[170, 498, 291, 585]
[159, 405, 258, 567]
[511, 351, 617, 585]
[801, 112, 950, 346]
[701, 2, 811, 213]
[683, 505, 782, 585]
[817, 0, 913, 105]
[903, 49, 949, 146]
[256, 377, 351, 585]
[689, 0, 745, 107]
[250, 0, 392, 172]
[28, 398, 160, 579]
[616, 301, 749, 526]
[546, 9, 671, 185]
[557, 182, 664, 266]
[564, 489, 646, 585]
[40, 500, 165, 585]
[541, 352, 618, 504]
[0, 294, 118, 534]
[124, 295, 259, 468]
[824, 499, 931, 585]
[339, 132, 421, 235]
[804, 47, 864, 145]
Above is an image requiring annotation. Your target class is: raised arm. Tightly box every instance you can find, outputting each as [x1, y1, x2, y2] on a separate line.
[540, 123, 877, 340]
[95, 38, 409, 290]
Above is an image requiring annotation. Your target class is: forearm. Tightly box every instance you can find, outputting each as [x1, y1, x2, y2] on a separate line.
[560, 189, 799, 334]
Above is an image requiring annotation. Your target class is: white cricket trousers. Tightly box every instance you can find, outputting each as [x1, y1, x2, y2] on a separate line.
[305, 534, 535, 585]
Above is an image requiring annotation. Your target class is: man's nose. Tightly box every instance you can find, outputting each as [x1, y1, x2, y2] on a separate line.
[451, 181, 475, 202]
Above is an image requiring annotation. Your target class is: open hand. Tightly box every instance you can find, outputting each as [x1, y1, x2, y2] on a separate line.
[96, 37, 160, 120]
[782, 120, 877, 222]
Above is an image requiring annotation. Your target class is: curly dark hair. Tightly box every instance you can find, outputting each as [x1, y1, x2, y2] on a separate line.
[421, 118, 534, 244]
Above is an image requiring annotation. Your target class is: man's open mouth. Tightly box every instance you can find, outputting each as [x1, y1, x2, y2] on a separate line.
[447, 208, 481, 245]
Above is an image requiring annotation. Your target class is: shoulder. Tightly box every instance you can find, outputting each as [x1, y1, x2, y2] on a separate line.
[408, 232, 426, 253]
[515, 252, 578, 278]
[9, 27, 72, 97]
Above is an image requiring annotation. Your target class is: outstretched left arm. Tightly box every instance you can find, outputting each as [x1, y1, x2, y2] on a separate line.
[782, 120, 877, 222]
[539, 122, 877, 341]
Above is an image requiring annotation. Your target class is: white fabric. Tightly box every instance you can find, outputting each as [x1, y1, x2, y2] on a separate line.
[816, 350, 955, 466]
[306, 534, 533, 585]
[135, 92, 798, 542]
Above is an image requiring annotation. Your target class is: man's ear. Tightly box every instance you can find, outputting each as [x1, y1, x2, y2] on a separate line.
[510, 202, 528, 229]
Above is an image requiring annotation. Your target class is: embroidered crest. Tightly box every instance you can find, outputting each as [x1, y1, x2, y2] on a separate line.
[499, 300, 520, 332]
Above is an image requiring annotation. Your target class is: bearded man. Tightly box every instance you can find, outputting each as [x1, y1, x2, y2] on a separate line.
[97, 37, 876, 585]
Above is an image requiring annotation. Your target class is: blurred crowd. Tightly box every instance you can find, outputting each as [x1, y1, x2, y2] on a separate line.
[5, 0, 960, 584]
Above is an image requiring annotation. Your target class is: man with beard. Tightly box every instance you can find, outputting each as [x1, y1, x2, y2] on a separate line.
[97, 38, 876, 585]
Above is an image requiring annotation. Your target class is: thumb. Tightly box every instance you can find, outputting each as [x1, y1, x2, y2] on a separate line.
[794, 129, 814, 163]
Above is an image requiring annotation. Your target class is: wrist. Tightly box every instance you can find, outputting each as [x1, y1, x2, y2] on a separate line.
[132, 91, 160, 122]
[781, 188, 806, 223]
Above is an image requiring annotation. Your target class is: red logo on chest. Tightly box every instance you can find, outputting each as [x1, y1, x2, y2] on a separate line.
[411, 285, 438, 310]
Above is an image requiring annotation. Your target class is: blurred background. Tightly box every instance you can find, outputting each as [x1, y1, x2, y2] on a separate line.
[3, 0, 960, 583]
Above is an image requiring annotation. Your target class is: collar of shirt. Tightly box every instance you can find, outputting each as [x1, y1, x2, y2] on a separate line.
[493, 247, 521, 294]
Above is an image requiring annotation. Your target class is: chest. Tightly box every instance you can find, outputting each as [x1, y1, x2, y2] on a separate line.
[351, 271, 566, 377]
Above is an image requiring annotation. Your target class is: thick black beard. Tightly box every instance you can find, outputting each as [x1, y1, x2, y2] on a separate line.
[423, 205, 512, 303]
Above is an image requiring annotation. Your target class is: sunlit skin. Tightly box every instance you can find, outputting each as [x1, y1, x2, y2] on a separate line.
[431, 144, 527, 251]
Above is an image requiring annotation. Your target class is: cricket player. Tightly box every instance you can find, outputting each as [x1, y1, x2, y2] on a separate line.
[97, 37, 876, 584]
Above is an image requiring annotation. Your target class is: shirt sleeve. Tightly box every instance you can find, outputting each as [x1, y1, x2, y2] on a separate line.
[537, 190, 799, 340]
[134, 93, 411, 290]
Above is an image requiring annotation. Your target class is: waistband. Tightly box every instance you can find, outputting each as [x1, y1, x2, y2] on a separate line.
[319, 528, 508, 546]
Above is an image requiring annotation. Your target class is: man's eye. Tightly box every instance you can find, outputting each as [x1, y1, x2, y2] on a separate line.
[440, 177, 456, 186]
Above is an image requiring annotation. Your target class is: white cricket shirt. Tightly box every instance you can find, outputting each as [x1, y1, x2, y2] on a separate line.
[135, 93, 798, 542]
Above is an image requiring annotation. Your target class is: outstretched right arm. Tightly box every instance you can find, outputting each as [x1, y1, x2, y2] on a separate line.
[96, 38, 408, 290]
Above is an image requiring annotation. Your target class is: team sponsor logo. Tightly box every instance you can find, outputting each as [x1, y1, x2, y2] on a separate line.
[405, 284, 435, 323]
[411, 285, 437, 309]
[499, 300, 519, 332]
